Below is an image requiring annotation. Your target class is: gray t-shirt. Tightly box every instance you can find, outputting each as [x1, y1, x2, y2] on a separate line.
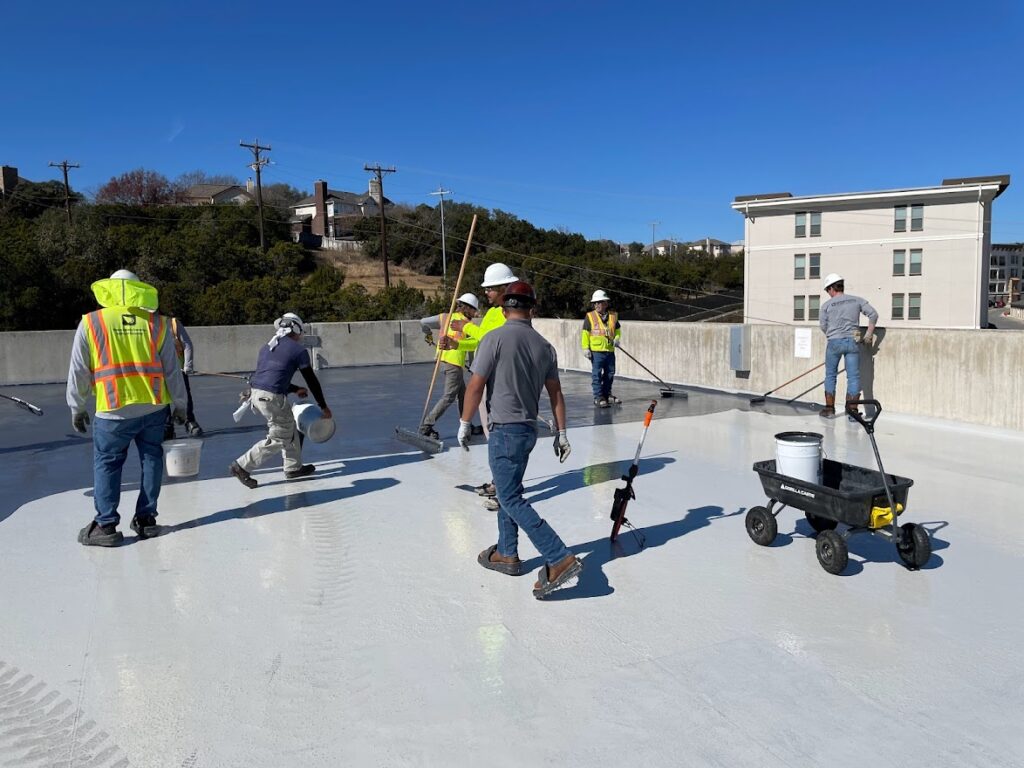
[470, 318, 559, 426]
[819, 293, 878, 340]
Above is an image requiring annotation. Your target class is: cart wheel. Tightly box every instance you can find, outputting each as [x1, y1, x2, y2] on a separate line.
[896, 523, 932, 570]
[745, 506, 777, 546]
[805, 512, 838, 533]
[816, 530, 849, 575]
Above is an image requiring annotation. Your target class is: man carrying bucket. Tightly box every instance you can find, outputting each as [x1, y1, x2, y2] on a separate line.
[67, 269, 187, 546]
[229, 313, 332, 489]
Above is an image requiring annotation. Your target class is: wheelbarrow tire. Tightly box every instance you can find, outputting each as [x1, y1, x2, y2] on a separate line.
[816, 530, 848, 575]
[745, 506, 777, 546]
[897, 523, 931, 570]
[805, 512, 838, 533]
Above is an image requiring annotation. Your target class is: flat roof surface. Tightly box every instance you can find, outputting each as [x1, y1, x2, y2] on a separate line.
[1, 366, 1022, 766]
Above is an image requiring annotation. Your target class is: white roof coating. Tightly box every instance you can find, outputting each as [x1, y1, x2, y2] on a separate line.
[1, 367, 1021, 767]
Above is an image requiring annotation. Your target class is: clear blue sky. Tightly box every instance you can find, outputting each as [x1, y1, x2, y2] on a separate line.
[5, 0, 1022, 244]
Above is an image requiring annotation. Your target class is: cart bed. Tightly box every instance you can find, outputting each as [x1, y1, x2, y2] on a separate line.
[753, 458, 913, 528]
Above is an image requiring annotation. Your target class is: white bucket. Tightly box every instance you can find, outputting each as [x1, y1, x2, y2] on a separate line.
[774, 432, 822, 485]
[164, 439, 203, 478]
[293, 403, 336, 443]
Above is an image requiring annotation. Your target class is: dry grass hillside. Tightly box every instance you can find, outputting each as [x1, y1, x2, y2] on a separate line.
[315, 248, 445, 295]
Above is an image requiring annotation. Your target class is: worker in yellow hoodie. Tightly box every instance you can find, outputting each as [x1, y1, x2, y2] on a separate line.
[581, 289, 622, 407]
[439, 262, 518, 508]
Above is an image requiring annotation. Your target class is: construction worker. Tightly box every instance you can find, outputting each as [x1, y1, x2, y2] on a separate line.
[229, 313, 332, 489]
[581, 289, 622, 407]
[418, 293, 480, 439]
[67, 269, 187, 547]
[163, 315, 203, 439]
[458, 280, 582, 599]
[819, 273, 878, 419]
[439, 262, 518, 509]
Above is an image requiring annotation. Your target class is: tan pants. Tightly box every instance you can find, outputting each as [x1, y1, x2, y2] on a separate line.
[236, 389, 302, 472]
[423, 362, 466, 427]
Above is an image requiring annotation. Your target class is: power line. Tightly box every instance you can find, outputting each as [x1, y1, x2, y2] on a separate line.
[48, 160, 80, 225]
[240, 139, 271, 252]
[364, 164, 396, 287]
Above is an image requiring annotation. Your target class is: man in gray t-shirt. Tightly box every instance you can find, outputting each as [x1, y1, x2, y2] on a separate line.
[818, 273, 878, 418]
[459, 281, 582, 600]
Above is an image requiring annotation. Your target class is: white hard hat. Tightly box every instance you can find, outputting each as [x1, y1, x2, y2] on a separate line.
[110, 269, 140, 281]
[480, 263, 517, 288]
[456, 293, 480, 310]
[591, 289, 611, 303]
[276, 312, 304, 333]
[822, 273, 844, 290]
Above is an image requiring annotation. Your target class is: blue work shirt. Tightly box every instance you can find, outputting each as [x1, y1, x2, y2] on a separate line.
[249, 337, 311, 395]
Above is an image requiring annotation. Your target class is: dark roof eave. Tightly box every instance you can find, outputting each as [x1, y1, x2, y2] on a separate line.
[733, 192, 793, 203]
[942, 174, 1011, 199]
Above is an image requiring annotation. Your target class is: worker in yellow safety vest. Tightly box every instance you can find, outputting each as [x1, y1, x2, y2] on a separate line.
[438, 262, 519, 508]
[67, 269, 187, 547]
[581, 289, 622, 407]
[417, 293, 481, 439]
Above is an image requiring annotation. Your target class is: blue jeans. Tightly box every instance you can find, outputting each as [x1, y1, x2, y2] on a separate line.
[489, 423, 572, 566]
[825, 337, 860, 396]
[93, 408, 168, 526]
[591, 351, 616, 398]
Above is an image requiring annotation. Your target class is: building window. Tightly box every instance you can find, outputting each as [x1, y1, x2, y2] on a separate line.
[793, 295, 805, 321]
[810, 211, 821, 237]
[895, 206, 907, 232]
[794, 254, 806, 279]
[908, 293, 921, 320]
[808, 295, 820, 321]
[808, 253, 820, 279]
[911, 205, 923, 231]
[893, 249, 906, 276]
[795, 212, 806, 238]
[909, 249, 922, 276]
[892, 294, 904, 320]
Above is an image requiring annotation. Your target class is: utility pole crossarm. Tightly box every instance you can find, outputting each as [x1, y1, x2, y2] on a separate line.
[240, 140, 272, 253]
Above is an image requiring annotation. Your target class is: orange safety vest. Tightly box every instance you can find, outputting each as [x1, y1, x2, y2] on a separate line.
[84, 307, 172, 412]
[583, 310, 619, 352]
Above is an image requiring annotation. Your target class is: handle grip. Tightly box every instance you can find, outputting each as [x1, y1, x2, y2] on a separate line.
[848, 399, 882, 432]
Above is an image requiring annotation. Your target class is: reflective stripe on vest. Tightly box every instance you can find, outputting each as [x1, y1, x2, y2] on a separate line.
[85, 308, 170, 412]
[587, 311, 618, 337]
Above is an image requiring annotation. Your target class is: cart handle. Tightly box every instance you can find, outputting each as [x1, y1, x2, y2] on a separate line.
[848, 399, 882, 433]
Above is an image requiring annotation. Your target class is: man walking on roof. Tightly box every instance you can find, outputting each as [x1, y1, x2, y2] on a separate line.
[458, 280, 581, 599]
[818, 273, 878, 419]
[67, 269, 188, 547]
[229, 313, 332, 489]
[581, 289, 622, 407]
[418, 292, 481, 440]
[163, 314, 203, 439]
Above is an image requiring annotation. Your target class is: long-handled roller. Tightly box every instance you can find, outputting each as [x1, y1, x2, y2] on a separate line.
[616, 345, 685, 399]
[1, 393, 44, 416]
[395, 214, 479, 454]
[609, 400, 657, 544]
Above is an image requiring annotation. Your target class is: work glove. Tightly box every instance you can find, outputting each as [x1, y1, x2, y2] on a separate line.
[72, 411, 90, 434]
[173, 408, 187, 425]
[553, 430, 571, 463]
[183, 365, 194, 375]
[423, 332, 435, 347]
[861, 332, 874, 346]
[584, 350, 593, 361]
[458, 419, 472, 451]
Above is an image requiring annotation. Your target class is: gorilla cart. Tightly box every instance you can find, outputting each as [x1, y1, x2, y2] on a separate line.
[746, 399, 932, 575]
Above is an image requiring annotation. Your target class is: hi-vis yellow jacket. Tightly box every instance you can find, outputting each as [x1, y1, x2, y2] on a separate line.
[84, 277, 172, 413]
[457, 306, 506, 352]
[436, 311, 470, 367]
[581, 310, 621, 352]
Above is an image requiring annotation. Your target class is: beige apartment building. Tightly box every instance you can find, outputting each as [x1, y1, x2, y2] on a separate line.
[731, 175, 1010, 329]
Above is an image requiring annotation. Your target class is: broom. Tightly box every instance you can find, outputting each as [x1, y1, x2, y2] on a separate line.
[395, 214, 479, 453]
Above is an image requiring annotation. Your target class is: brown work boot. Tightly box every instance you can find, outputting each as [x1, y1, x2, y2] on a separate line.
[846, 393, 861, 419]
[477, 545, 522, 576]
[533, 553, 583, 599]
[819, 392, 836, 418]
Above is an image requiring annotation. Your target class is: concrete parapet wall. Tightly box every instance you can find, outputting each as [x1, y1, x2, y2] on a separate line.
[2, 320, 1021, 431]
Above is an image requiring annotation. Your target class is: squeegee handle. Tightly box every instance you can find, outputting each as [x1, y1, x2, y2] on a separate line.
[848, 399, 881, 433]
[618, 346, 668, 387]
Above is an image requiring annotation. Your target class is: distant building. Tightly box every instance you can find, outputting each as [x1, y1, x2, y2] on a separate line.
[0, 165, 24, 199]
[642, 239, 679, 257]
[179, 184, 253, 206]
[732, 175, 1011, 329]
[989, 243, 1023, 304]
[290, 179, 393, 246]
[684, 237, 734, 257]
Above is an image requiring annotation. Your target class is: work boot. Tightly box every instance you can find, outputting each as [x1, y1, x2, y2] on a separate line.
[484, 497, 500, 511]
[595, 397, 609, 408]
[607, 394, 621, 405]
[285, 464, 316, 480]
[130, 514, 162, 540]
[533, 554, 583, 598]
[846, 393, 861, 421]
[819, 392, 836, 419]
[476, 482, 496, 497]
[185, 420, 204, 437]
[78, 521, 123, 547]
[229, 461, 258, 489]
[418, 425, 440, 440]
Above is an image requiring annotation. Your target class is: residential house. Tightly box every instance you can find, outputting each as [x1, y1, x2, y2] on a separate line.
[731, 175, 1011, 329]
[684, 237, 734, 257]
[989, 243, 1023, 304]
[642, 239, 679, 257]
[179, 184, 253, 206]
[290, 179, 393, 246]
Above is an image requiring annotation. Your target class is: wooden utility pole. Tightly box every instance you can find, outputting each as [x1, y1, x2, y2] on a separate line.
[49, 160, 79, 225]
[364, 164, 396, 287]
[649, 221, 660, 258]
[240, 139, 271, 252]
